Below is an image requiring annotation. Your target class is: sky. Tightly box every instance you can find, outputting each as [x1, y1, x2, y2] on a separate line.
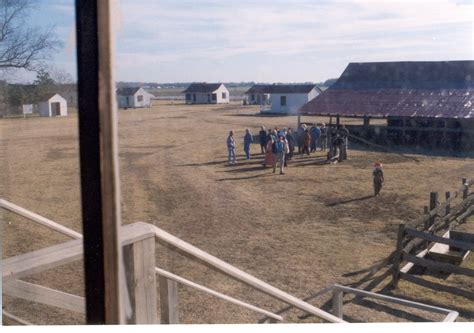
[8, 0, 474, 83]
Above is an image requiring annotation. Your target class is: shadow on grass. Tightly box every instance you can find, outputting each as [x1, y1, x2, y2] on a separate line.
[217, 173, 272, 181]
[326, 195, 374, 207]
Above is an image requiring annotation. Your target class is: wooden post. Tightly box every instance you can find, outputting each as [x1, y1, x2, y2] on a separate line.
[445, 192, 451, 216]
[297, 115, 301, 129]
[423, 206, 429, 229]
[429, 192, 438, 227]
[392, 224, 406, 288]
[462, 178, 468, 199]
[363, 116, 370, 127]
[332, 288, 343, 319]
[159, 276, 179, 324]
[336, 114, 340, 129]
[123, 237, 157, 324]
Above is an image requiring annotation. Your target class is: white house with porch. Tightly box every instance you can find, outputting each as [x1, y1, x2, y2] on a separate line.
[183, 83, 230, 104]
[38, 93, 68, 117]
[251, 84, 321, 114]
[116, 87, 153, 109]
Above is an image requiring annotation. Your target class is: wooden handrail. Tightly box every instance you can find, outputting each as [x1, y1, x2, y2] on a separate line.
[0, 199, 82, 239]
[404, 227, 474, 251]
[2, 310, 32, 325]
[148, 224, 345, 323]
[155, 267, 283, 322]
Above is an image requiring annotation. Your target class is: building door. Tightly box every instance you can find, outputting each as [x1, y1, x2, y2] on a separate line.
[208, 94, 211, 103]
[193, 94, 196, 103]
[51, 102, 61, 116]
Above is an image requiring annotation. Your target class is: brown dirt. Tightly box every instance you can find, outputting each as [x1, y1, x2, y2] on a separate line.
[1, 101, 473, 324]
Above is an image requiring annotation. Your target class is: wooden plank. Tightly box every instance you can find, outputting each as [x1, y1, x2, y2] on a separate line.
[150, 225, 345, 323]
[462, 178, 468, 199]
[124, 237, 157, 324]
[391, 224, 405, 287]
[155, 267, 283, 322]
[445, 192, 451, 216]
[0, 199, 82, 239]
[2, 310, 33, 325]
[402, 252, 474, 277]
[404, 228, 474, 251]
[331, 289, 343, 319]
[443, 311, 459, 322]
[399, 272, 474, 300]
[159, 275, 179, 324]
[429, 192, 438, 227]
[2, 223, 155, 281]
[3, 280, 85, 314]
[400, 249, 429, 274]
[333, 284, 454, 315]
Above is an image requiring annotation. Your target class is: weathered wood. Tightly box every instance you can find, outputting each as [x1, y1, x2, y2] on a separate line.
[462, 178, 469, 199]
[445, 192, 451, 216]
[331, 289, 343, 319]
[423, 206, 429, 229]
[2, 311, 32, 325]
[150, 224, 345, 323]
[2, 223, 155, 281]
[333, 285, 455, 316]
[3, 280, 85, 314]
[443, 311, 460, 322]
[400, 249, 429, 274]
[0, 199, 82, 239]
[392, 224, 405, 287]
[159, 275, 179, 324]
[429, 192, 438, 227]
[399, 272, 474, 300]
[124, 237, 157, 324]
[404, 228, 474, 252]
[155, 267, 283, 322]
[402, 252, 474, 277]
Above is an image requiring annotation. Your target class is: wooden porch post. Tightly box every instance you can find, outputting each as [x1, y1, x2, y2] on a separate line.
[159, 276, 179, 324]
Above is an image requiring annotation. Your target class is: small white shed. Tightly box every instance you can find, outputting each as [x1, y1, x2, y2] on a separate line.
[116, 87, 153, 109]
[183, 83, 230, 104]
[38, 93, 68, 117]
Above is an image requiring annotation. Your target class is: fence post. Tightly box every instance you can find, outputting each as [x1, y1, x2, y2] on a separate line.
[429, 192, 438, 227]
[123, 237, 157, 324]
[332, 288, 343, 319]
[159, 276, 179, 324]
[423, 206, 429, 229]
[462, 178, 468, 199]
[445, 192, 451, 216]
[392, 224, 406, 288]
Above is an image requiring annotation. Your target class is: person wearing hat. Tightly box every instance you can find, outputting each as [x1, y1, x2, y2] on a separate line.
[373, 162, 384, 196]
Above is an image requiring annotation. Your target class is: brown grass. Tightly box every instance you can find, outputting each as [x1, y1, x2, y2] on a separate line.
[1, 100, 473, 324]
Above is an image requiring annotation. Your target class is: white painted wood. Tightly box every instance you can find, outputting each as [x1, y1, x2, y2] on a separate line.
[38, 94, 68, 117]
[0, 199, 82, 239]
[149, 224, 345, 323]
[158, 275, 179, 324]
[331, 289, 343, 319]
[2, 310, 33, 325]
[3, 279, 85, 314]
[155, 267, 283, 322]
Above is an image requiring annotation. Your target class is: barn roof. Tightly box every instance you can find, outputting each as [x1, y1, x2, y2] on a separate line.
[116, 87, 142, 96]
[245, 84, 318, 94]
[182, 83, 224, 93]
[298, 61, 474, 119]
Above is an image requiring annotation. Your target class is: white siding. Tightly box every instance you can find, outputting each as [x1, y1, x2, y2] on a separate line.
[117, 88, 152, 108]
[38, 94, 68, 117]
[214, 85, 230, 104]
[268, 88, 320, 114]
[186, 84, 230, 104]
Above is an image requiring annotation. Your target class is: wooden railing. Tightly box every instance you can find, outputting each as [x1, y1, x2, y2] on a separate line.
[2, 199, 461, 324]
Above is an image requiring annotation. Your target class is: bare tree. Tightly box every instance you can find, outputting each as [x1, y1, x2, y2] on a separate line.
[0, 0, 62, 71]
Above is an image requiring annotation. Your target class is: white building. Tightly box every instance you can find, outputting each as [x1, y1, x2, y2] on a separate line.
[183, 83, 230, 104]
[116, 87, 153, 109]
[244, 85, 271, 105]
[253, 84, 321, 114]
[38, 93, 68, 117]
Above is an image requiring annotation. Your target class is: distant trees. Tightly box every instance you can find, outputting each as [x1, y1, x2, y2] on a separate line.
[0, 0, 62, 71]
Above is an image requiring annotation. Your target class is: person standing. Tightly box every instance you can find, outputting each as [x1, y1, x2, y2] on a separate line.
[286, 128, 296, 160]
[310, 124, 320, 153]
[297, 124, 306, 154]
[259, 126, 267, 154]
[273, 135, 287, 174]
[320, 123, 328, 151]
[227, 130, 236, 165]
[301, 129, 311, 156]
[373, 162, 384, 196]
[263, 133, 275, 167]
[243, 128, 253, 160]
[338, 125, 350, 160]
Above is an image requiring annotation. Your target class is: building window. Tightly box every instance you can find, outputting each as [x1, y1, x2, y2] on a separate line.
[280, 96, 286, 106]
[137, 95, 143, 102]
[212, 94, 217, 101]
[251, 94, 255, 101]
[222, 92, 226, 99]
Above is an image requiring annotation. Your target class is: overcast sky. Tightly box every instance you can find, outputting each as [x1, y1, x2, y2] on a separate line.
[12, 0, 474, 83]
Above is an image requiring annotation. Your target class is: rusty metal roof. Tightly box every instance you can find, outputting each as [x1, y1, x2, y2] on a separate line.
[299, 61, 474, 118]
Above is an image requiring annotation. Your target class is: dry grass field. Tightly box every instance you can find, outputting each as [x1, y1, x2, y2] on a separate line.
[1, 100, 473, 324]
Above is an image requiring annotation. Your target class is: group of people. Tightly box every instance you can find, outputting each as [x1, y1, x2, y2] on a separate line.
[226, 125, 385, 194]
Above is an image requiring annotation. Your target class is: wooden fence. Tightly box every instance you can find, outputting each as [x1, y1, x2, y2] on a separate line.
[391, 178, 474, 299]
